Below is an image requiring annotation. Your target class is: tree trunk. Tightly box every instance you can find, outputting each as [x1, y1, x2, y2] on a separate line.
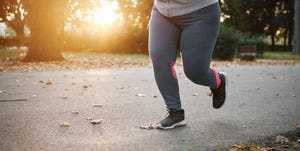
[288, 22, 293, 47]
[293, 0, 300, 54]
[283, 28, 287, 51]
[23, 0, 66, 62]
[270, 27, 275, 51]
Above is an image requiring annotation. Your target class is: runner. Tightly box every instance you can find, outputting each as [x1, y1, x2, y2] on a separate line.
[148, 0, 228, 130]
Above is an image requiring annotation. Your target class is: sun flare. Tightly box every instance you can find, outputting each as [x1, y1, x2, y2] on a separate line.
[93, 7, 118, 25]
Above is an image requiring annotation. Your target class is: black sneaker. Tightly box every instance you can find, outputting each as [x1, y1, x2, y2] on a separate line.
[211, 72, 227, 109]
[157, 109, 187, 130]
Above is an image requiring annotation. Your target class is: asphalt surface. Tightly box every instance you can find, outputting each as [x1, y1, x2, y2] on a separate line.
[0, 65, 300, 151]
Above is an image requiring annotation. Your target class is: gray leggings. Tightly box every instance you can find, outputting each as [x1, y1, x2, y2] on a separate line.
[149, 3, 221, 109]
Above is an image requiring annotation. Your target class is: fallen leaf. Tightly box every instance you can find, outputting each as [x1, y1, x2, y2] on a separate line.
[46, 81, 52, 85]
[82, 84, 88, 88]
[152, 95, 158, 98]
[275, 135, 289, 144]
[86, 117, 93, 120]
[260, 147, 273, 151]
[93, 104, 103, 107]
[192, 92, 199, 96]
[39, 80, 44, 83]
[139, 124, 157, 130]
[71, 111, 79, 114]
[59, 122, 70, 127]
[233, 144, 242, 149]
[135, 93, 146, 97]
[90, 119, 103, 124]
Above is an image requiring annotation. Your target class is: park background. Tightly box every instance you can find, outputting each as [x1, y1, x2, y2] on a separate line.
[0, 0, 299, 62]
[0, 1, 300, 150]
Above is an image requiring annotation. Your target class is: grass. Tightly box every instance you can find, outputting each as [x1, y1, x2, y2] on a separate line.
[0, 49, 26, 59]
[0, 49, 149, 60]
[262, 51, 300, 60]
[1, 49, 300, 61]
[62, 51, 149, 60]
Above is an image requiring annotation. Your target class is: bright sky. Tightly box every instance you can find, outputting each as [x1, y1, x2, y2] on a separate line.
[88, 1, 119, 25]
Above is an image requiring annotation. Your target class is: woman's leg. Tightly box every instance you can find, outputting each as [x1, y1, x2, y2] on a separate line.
[179, 3, 221, 89]
[178, 3, 227, 109]
[149, 7, 181, 110]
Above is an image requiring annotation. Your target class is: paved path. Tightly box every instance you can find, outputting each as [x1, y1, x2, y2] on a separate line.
[0, 65, 300, 150]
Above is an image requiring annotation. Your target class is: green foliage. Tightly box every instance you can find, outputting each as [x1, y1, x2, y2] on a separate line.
[213, 25, 239, 60]
[213, 25, 268, 60]
[235, 31, 268, 57]
[263, 51, 300, 60]
[0, 49, 26, 59]
[220, 0, 294, 50]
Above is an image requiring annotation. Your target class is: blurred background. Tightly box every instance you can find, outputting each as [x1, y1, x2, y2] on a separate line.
[0, 0, 299, 62]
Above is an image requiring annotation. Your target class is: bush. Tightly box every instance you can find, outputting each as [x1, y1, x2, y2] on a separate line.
[213, 25, 239, 60]
[236, 32, 267, 58]
[213, 25, 268, 60]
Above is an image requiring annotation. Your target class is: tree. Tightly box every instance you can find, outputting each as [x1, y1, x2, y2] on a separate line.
[221, 0, 294, 51]
[293, 0, 300, 54]
[117, 0, 153, 53]
[0, 0, 25, 38]
[23, 0, 67, 61]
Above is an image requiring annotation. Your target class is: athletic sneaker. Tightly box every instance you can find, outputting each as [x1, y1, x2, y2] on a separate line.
[211, 72, 227, 109]
[157, 109, 187, 130]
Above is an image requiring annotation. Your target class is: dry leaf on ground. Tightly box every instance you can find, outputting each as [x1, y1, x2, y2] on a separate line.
[71, 111, 79, 114]
[272, 75, 278, 79]
[59, 122, 70, 127]
[46, 81, 52, 85]
[1, 59, 299, 72]
[192, 92, 199, 96]
[90, 119, 103, 124]
[82, 84, 89, 88]
[135, 93, 146, 97]
[86, 117, 93, 120]
[139, 124, 157, 130]
[93, 104, 103, 107]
